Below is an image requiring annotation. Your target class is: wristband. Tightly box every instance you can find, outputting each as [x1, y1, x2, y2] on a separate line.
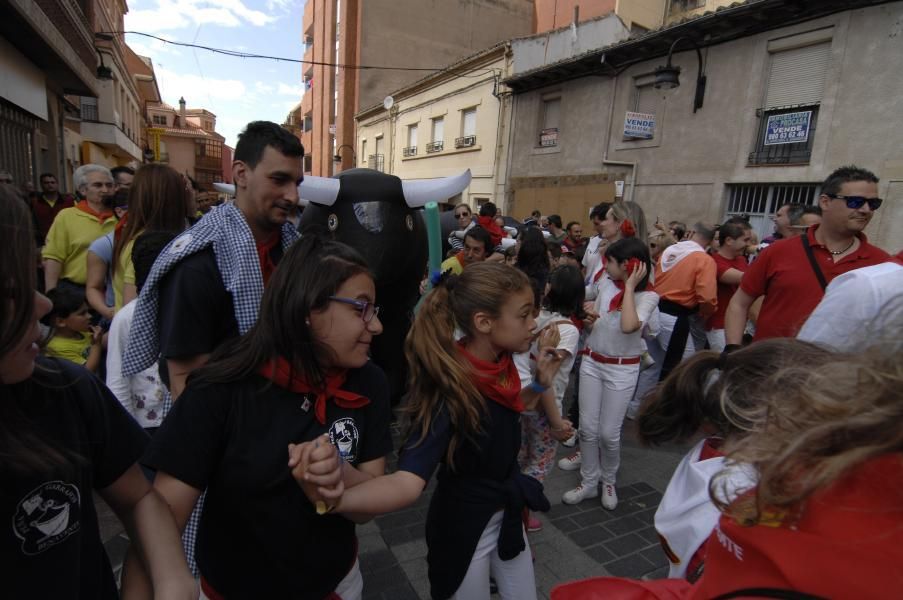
[526, 381, 549, 394]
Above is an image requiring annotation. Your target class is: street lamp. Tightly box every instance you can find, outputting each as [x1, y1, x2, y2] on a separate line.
[333, 144, 355, 164]
[654, 37, 706, 113]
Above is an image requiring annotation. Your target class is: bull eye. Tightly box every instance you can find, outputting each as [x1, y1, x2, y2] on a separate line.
[405, 214, 414, 231]
[328, 214, 339, 232]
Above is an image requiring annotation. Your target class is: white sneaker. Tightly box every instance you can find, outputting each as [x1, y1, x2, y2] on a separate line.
[601, 483, 618, 510]
[557, 451, 582, 471]
[562, 431, 578, 448]
[562, 484, 598, 505]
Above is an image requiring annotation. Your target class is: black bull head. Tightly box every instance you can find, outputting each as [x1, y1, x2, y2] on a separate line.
[300, 168, 471, 403]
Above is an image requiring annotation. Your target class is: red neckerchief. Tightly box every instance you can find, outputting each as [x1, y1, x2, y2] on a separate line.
[255, 231, 280, 287]
[457, 341, 523, 413]
[592, 254, 610, 283]
[569, 315, 584, 332]
[113, 212, 128, 242]
[477, 215, 505, 248]
[75, 200, 113, 222]
[258, 356, 370, 425]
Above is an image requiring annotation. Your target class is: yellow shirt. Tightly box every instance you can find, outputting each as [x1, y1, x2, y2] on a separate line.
[440, 255, 465, 275]
[113, 237, 136, 310]
[45, 331, 93, 365]
[42, 205, 117, 285]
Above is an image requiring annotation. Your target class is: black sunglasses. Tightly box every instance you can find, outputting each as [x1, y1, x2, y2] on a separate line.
[455, 211, 471, 218]
[824, 193, 882, 211]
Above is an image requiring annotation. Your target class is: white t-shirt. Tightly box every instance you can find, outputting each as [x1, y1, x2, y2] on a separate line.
[586, 276, 660, 357]
[514, 310, 580, 413]
[797, 261, 903, 351]
[582, 236, 605, 300]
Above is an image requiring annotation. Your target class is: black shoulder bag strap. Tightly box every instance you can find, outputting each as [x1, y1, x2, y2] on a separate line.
[800, 234, 828, 291]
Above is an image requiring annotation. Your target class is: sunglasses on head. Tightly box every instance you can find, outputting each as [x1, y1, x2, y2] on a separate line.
[825, 193, 882, 211]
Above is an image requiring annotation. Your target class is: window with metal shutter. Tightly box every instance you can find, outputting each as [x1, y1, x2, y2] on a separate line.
[765, 42, 831, 108]
[635, 84, 657, 115]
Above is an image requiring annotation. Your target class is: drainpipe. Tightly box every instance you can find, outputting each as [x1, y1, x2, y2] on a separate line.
[600, 69, 637, 203]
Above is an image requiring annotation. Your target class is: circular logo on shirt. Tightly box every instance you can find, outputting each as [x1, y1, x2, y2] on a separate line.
[13, 481, 81, 556]
[168, 233, 193, 255]
[328, 417, 360, 463]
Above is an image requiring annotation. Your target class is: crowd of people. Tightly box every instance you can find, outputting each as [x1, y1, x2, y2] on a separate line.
[1, 121, 900, 600]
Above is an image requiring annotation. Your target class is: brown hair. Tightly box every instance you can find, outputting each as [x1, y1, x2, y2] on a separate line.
[609, 200, 649, 242]
[714, 344, 903, 523]
[0, 187, 72, 473]
[112, 164, 190, 277]
[404, 262, 531, 468]
[638, 339, 833, 446]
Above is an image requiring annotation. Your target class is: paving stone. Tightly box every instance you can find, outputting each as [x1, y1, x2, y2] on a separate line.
[362, 564, 408, 594]
[549, 516, 582, 533]
[616, 484, 645, 501]
[375, 509, 424, 530]
[380, 527, 412, 546]
[567, 524, 607, 548]
[602, 532, 647, 557]
[634, 506, 658, 526]
[571, 507, 611, 527]
[631, 481, 656, 494]
[604, 554, 656, 578]
[644, 565, 671, 580]
[604, 515, 644, 537]
[636, 526, 662, 545]
[358, 531, 388, 554]
[390, 539, 428, 563]
[359, 548, 397, 574]
[640, 545, 668, 568]
[585, 543, 617, 564]
[632, 490, 664, 506]
[406, 524, 425, 540]
[379, 583, 420, 600]
[547, 502, 587, 518]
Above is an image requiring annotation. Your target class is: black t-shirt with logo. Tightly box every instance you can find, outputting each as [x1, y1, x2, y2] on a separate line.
[0, 358, 148, 599]
[143, 361, 392, 599]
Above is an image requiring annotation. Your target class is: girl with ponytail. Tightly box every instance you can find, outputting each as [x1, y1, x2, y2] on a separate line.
[320, 262, 565, 600]
[638, 339, 831, 581]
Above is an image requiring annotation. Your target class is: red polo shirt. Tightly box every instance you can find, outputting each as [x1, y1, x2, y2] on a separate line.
[707, 253, 748, 330]
[31, 193, 75, 243]
[741, 225, 890, 340]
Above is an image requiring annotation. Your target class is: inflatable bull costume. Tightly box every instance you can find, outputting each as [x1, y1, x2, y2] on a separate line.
[217, 168, 471, 404]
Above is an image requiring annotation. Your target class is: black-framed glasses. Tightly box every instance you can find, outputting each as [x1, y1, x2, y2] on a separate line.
[328, 296, 380, 323]
[824, 193, 882, 211]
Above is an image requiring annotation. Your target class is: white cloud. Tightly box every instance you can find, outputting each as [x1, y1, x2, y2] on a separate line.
[155, 65, 247, 107]
[254, 81, 275, 94]
[276, 82, 304, 97]
[125, 0, 275, 33]
[127, 37, 182, 58]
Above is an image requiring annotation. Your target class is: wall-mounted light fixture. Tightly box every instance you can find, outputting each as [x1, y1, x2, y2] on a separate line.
[333, 144, 355, 164]
[94, 33, 115, 81]
[654, 37, 706, 113]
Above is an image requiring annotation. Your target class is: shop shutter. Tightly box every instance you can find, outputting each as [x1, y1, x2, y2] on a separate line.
[765, 42, 831, 108]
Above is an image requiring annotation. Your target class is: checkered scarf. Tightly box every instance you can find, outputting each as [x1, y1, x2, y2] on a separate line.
[122, 202, 300, 377]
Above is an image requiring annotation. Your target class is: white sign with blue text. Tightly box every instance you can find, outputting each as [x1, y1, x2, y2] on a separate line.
[624, 111, 655, 139]
[764, 111, 812, 145]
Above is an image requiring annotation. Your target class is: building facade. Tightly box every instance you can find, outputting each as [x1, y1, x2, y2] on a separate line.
[355, 43, 512, 209]
[504, 0, 902, 250]
[300, 0, 534, 177]
[145, 98, 226, 190]
[1, 0, 99, 191]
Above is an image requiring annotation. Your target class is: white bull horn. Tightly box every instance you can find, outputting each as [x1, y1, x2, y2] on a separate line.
[299, 175, 341, 206]
[500, 237, 517, 249]
[402, 169, 472, 209]
[213, 182, 236, 195]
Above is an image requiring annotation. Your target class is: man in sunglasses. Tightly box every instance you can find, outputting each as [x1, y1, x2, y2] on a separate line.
[725, 165, 890, 344]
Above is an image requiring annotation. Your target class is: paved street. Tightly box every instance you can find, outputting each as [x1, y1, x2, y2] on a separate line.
[99, 419, 688, 599]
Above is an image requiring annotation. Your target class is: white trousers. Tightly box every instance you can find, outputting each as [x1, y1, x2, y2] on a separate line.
[578, 358, 640, 486]
[706, 329, 726, 353]
[451, 511, 537, 600]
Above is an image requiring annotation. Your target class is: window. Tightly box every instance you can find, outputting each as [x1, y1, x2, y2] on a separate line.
[749, 39, 831, 165]
[370, 136, 385, 171]
[152, 114, 167, 126]
[624, 76, 658, 140]
[669, 0, 706, 15]
[539, 96, 560, 147]
[427, 117, 444, 152]
[724, 183, 820, 241]
[361, 139, 367, 163]
[456, 108, 477, 148]
[404, 124, 418, 156]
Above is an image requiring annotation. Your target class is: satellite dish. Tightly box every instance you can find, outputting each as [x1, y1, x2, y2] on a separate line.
[383, 96, 394, 111]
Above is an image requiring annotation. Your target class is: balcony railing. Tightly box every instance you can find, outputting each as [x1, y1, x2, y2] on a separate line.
[402, 146, 417, 157]
[195, 155, 222, 170]
[748, 105, 818, 166]
[80, 102, 99, 122]
[455, 135, 476, 149]
[425, 140, 444, 153]
[367, 154, 385, 172]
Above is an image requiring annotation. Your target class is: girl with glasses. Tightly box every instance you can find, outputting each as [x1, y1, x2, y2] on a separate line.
[0, 188, 195, 599]
[303, 262, 566, 599]
[129, 235, 390, 599]
[448, 204, 475, 252]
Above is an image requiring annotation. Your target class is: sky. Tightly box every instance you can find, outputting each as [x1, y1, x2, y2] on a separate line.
[124, 0, 307, 148]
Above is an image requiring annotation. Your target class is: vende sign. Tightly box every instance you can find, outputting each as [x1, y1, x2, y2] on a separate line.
[623, 111, 655, 139]
[764, 111, 811, 145]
